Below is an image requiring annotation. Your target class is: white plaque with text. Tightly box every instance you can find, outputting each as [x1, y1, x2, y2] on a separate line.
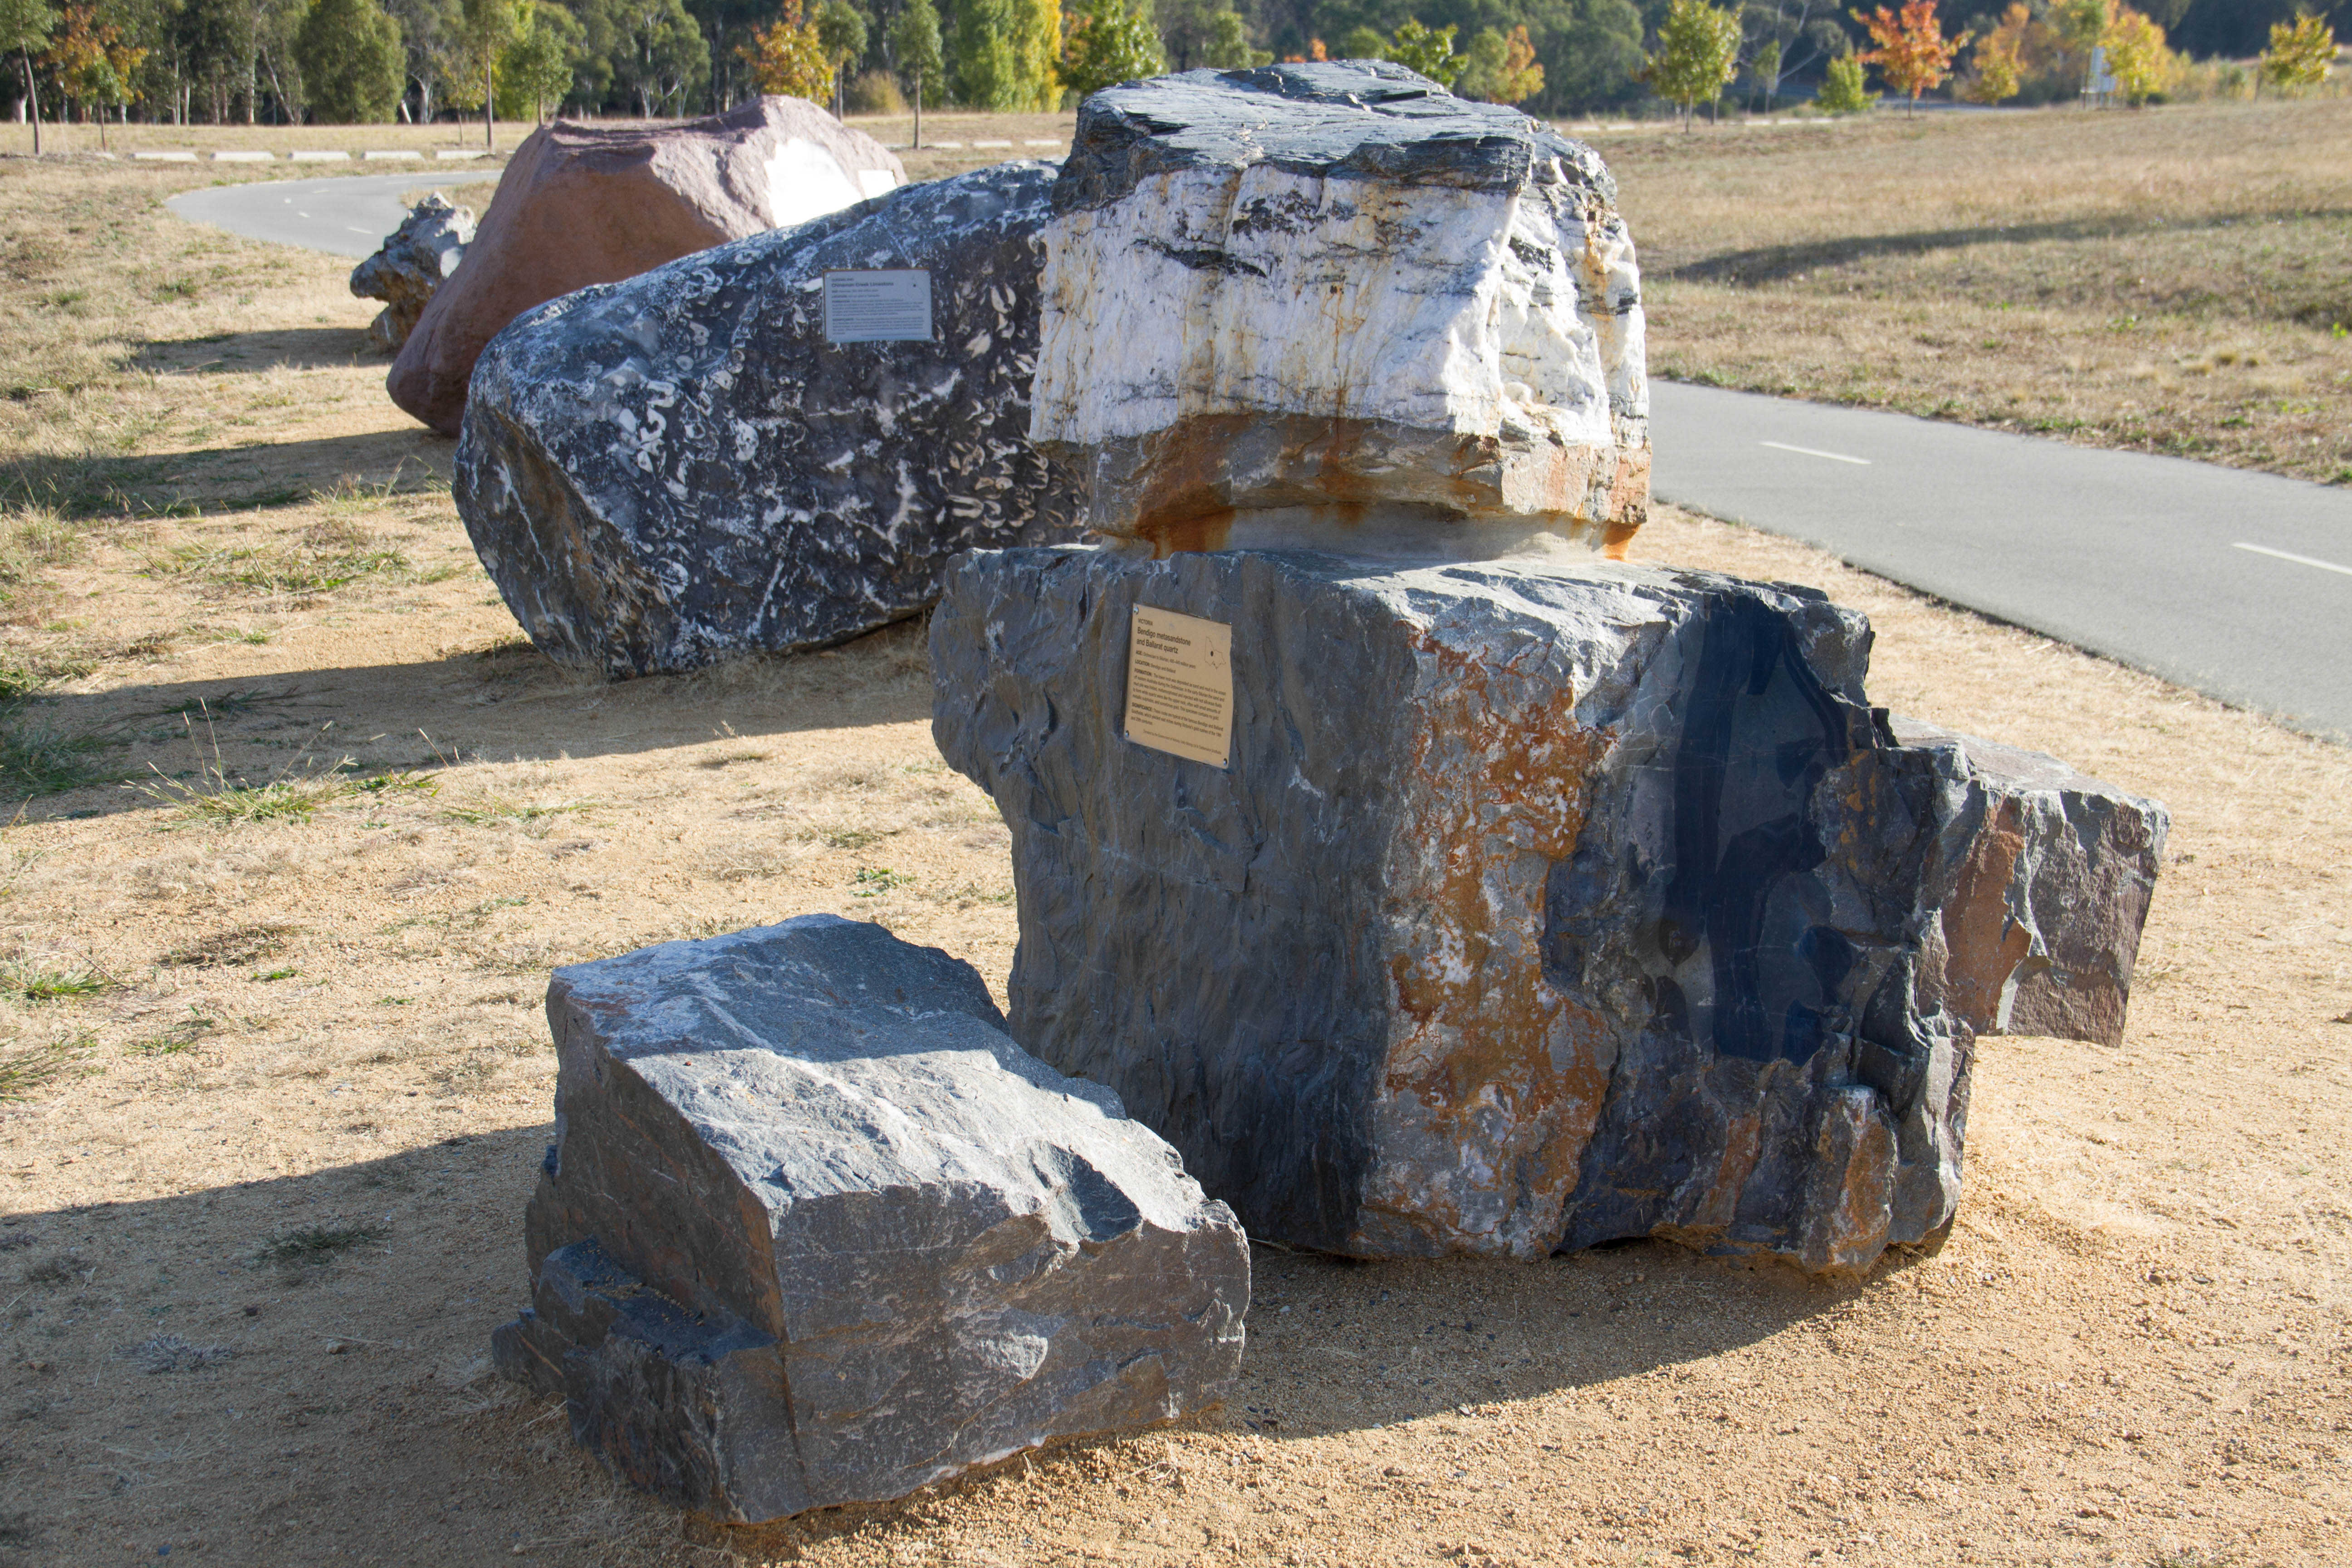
[1123, 605, 1233, 769]
[823, 270, 933, 343]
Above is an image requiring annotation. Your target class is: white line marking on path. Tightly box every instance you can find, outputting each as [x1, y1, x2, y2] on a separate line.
[2233, 542, 2352, 578]
[1760, 440, 1871, 466]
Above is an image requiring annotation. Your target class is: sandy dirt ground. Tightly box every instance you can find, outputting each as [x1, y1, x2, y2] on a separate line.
[0, 166, 2348, 1568]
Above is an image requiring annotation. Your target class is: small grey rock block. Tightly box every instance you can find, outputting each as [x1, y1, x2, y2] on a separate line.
[453, 162, 1083, 679]
[491, 914, 1248, 1522]
[349, 192, 472, 352]
[933, 546, 1994, 1274]
[1894, 716, 2167, 1048]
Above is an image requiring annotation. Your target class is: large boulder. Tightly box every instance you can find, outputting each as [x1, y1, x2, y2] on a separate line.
[349, 192, 473, 352]
[1031, 63, 1650, 558]
[453, 162, 1083, 677]
[932, 547, 2156, 1274]
[492, 915, 1249, 1523]
[1897, 717, 2168, 1047]
[392, 97, 904, 436]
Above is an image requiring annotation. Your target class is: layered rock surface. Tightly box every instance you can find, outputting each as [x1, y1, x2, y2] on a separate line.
[453, 162, 1081, 677]
[934, 547, 2160, 1273]
[1895, 717, 2167, 1048]
[349, 192, 472, 351]
[1032, 63, 1649, 557]
[492, 915, 1248, 1522]
[393, 97, 904, 435]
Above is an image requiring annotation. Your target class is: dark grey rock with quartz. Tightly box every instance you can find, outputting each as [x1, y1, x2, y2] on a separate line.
[453, 162, 1082, 679]
[933, 545, 2166, 1274]
[491, 915, 1248, 1521]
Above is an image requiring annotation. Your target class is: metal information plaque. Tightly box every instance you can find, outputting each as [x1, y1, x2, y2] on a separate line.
[823, 269, 933, 343]
[1123, 605, 1233, 769]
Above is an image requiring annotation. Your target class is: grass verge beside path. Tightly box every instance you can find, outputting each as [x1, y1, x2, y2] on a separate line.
[1594, 97, 2352, 486]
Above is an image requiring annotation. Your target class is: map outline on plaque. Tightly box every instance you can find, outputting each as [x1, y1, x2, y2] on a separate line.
[822, 269, 933, 343]
[1122, 604, 1234, 769]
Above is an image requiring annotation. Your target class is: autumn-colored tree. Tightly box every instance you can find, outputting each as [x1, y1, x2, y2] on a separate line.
[1638, 0, 1740, 128]
[2259, 13, 2335, 94]
[44, 3, 143, 146]
[740, 0, 830, 101]
[1852, 0, 1970, 117]
[1456, 23, 1542, 103]
[2102, 5, 2177, 105]
[1959, 0, 2024, 103]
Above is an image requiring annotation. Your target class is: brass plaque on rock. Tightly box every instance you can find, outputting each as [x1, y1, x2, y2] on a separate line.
[1122, 605, 1233, 769]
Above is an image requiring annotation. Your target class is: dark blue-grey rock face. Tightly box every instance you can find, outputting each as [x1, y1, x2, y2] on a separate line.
[491, 915, 1248, 1522]
[452, 163, 1082, 678]
[1053, 61, 1617, 211]
[932, 547, 2155, 1274]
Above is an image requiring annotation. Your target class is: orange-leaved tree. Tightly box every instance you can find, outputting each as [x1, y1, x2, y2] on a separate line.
[1852, 0, 1971, 117]
[740, 0, 832, 101]
[1959, 0, 2026, 102]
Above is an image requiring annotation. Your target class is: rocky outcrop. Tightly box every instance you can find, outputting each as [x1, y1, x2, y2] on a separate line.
[1031, 62, 1649, 558]
[349, 192, 473, 351]
[453, 162, 1082, 678]
[933, 547, 2004, 1274]
[492, 915, 1249, 1523]
[1895, 717, 2167, 1048]
[392, 97, 905, 435]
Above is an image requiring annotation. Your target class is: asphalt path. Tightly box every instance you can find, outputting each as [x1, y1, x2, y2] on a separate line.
[165, 172, 489, 260]
[161, 176, 2351, 740]
[1650, 382, 2351, 740]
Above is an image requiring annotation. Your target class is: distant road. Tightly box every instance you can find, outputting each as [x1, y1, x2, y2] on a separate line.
[162, 176, 2351, 740]
[1650, 382, 2351, 741]
[165, 172, 489, 260]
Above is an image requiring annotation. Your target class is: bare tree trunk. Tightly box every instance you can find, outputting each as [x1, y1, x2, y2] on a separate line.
[18, 52, 37, 155]
[486, 62, 495, 149]
[912, 78, 921, 149]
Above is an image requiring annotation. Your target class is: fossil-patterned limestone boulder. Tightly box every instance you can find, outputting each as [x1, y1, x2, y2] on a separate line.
[492, 915, 1249, 1523]
[933, 547, 2165, 1274]
[349, 192, 473, 351]
[392, 97, 905, 435]
[453, 162, 1081, 677]
[1031, 62, 1649, 558]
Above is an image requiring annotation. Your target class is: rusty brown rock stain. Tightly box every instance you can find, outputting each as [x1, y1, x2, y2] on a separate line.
[1357, 627, 1619, 1254]
[1939, 799, 2033, 1033]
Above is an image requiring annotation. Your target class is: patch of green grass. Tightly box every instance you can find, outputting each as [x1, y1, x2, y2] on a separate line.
[127, 1008, 216, 1056]
[0, 706, 119, 796]
[259, 1223, 385, 1268]
[252, 967, 299, 983]
[0, 959, 105, 1000]
[0, 1034, 88, 1101]
[441, 795, 588, 827]
[853, 867, 913, 897]
[138, 710, 357, 825]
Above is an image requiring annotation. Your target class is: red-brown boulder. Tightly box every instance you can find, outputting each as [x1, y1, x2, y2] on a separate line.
[389, 97, 904, 436]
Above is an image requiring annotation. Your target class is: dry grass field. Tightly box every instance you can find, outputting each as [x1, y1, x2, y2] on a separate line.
[0, 135, 2346, 1568]
[1592, 98, 2352, 486]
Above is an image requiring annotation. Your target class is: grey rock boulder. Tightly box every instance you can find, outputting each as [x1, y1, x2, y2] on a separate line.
[349, 192, 473, 352]
[1895, 716, 2168, 1047]
[1033, 63, 1650, 559]
[491, 914, 1248, 1522]
[933, 546, 2010, 1273]
[454, 161, 1083, 678]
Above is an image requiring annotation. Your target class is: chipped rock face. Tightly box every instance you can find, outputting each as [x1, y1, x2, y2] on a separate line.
[492, 915, 1249, 1523]
[932, 547, 2011, 1274]
[1031, 63, 1648, 558]
[392, 97, 906, 435]
[348, 192, 473, 352]
[1894, 717, 2168, 1048]
[452, 162, 1081, 678]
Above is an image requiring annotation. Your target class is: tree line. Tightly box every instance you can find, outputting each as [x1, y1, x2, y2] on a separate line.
[0, 0, 2338, 132]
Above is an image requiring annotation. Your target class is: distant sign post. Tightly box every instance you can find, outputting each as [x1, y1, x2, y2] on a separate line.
[823, 270, 933, 343]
